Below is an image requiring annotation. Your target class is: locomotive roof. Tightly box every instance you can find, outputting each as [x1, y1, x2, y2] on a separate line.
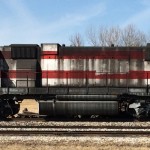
[59, 46, 144, 56]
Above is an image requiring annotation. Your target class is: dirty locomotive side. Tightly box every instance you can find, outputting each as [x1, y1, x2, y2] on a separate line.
[0, 43, 150, 119]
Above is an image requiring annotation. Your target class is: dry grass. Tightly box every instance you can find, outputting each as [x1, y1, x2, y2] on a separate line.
[19, 99, 38, 114]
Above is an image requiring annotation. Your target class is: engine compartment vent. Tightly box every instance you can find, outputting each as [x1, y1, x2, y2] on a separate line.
[11, 44, 40, 59]
[145, 43, 150, 61]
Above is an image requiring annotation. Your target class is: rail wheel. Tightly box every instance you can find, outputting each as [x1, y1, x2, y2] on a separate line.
[0, 99, 20, 118]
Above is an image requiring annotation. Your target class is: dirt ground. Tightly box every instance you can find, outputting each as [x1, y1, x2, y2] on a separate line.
[19, 99, 38, 114]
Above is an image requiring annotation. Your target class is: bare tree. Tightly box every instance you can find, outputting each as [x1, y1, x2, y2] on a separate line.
[121, 24, 147, 46]
[106, 26, 121, 46]
[86, 26, 99, 46]
[69, 24, 147, 47]
[98, 26, 121, 46]
[135, 30, 147, 46]
[146, 31, 150, 45]
[69, 33, 84, 47]
[98, 26, 108, 46]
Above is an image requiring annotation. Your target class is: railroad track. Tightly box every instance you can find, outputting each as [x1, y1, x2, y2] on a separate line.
[0, 130, 150, 135]
[3, 112, 142, 122]
[0, 125, 150, 135]
[0, 125, 150, 129]
[4, 117, 142, 122]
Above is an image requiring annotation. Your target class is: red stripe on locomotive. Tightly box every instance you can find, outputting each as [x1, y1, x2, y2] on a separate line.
[1, 70, 150, 79]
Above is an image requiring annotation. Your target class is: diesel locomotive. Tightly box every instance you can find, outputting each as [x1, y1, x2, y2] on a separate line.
[0, 43, 150, 118]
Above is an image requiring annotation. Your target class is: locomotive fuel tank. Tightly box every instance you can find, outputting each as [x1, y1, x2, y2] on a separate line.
[39, 100, 118, 116]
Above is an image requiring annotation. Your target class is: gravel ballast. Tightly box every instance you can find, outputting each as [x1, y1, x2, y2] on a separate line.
[0, 135, 150, 150]
[0, 121, 150, 150]
[0, 121, 150, 127]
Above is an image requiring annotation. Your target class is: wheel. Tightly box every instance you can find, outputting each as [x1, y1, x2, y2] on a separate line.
[0, 99, 20, 118]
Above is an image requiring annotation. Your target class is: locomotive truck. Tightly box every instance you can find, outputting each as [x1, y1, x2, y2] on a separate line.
[0, 43, 150, 119]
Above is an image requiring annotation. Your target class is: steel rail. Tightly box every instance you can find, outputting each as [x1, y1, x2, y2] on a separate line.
[0, 125, 150, 129]
[0, 130, 150, 135]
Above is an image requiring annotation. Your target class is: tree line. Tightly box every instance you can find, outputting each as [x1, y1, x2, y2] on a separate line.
[69, 24, 149, 47]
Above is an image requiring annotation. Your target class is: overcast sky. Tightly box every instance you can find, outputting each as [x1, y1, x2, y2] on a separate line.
[0, 0, 150, 45]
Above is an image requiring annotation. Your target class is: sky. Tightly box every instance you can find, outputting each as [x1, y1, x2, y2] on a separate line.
[0, 0, 150, 46]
